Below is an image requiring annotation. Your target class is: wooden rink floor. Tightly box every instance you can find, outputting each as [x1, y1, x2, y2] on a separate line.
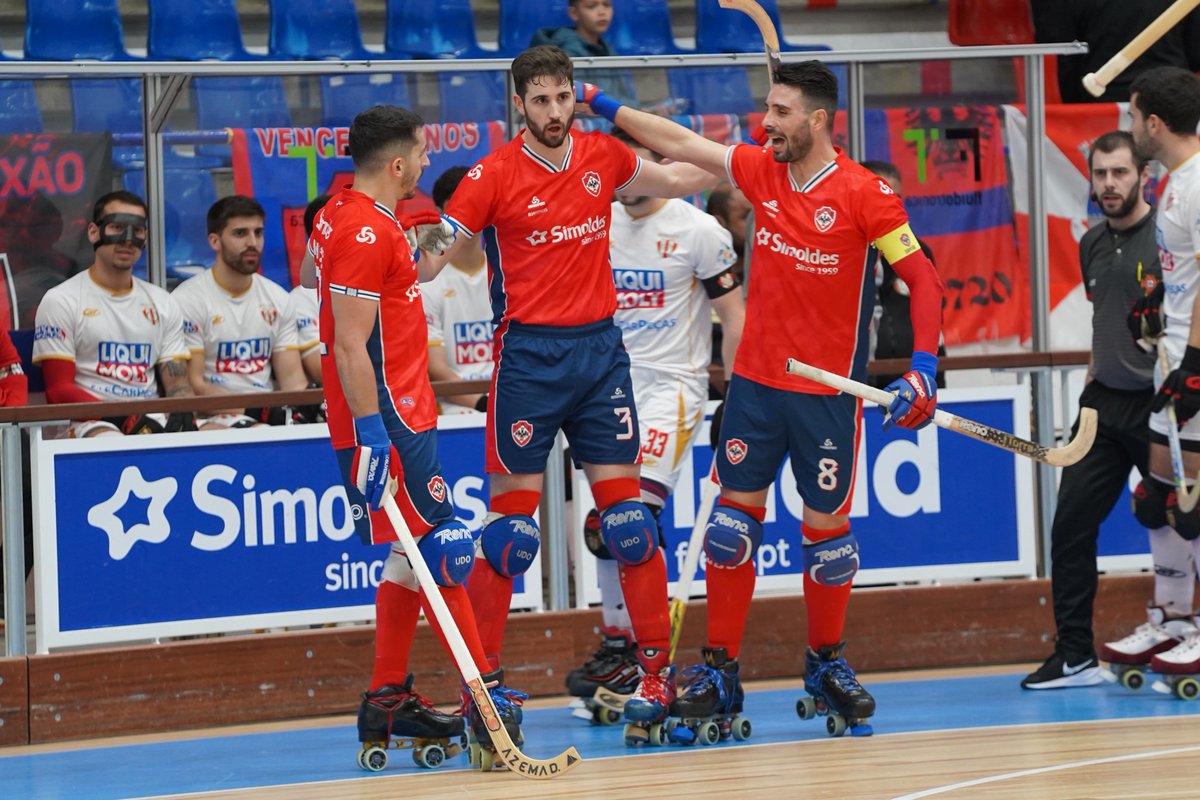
[3, 665, 1200, 799]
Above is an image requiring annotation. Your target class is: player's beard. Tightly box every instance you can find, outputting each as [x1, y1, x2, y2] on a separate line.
[1097, 181, 1140, 220]
[770, 125, 813, 164]
[224, 244, 260, 275]
[529, 109, 573, 149]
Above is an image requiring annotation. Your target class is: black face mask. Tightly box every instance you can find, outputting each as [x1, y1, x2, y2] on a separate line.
[94, 213, 148, 250]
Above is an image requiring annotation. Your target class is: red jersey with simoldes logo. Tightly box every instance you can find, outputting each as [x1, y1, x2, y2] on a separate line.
[726, 145, 921, 394]
[444, 129, 640, 327]
[311, 186, 437, 449]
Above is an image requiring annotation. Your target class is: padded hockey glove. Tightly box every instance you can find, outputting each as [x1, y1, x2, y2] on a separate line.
[398, 210, 442, 259]
[352, 413, 399, 511]
[1152, 345, 1200, 428]
[881, 351, 938, 431]
[1128, 277, 1164, 353]
[416, 214, 459, 255]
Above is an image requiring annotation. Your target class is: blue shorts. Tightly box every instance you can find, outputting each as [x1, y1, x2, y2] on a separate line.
[335, 427, 455, 545]
[487, 319, 640, 474]
[714, 374, 861, 515]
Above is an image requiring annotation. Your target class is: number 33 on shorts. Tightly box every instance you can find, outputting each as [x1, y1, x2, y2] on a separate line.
[817, 457, 839, 491]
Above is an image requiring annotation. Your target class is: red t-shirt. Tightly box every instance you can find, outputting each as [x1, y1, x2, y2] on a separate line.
[727, 145, 923, 393]
[444, 129, 640, 327]
[312, 187, 437, 449]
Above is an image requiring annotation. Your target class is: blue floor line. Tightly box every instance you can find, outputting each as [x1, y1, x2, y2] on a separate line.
[2, 672, 1199, 800]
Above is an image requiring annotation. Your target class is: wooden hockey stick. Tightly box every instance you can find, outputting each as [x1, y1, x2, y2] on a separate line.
[668, 468, 718, 661]
[1083, 0, 1200, 97]
[380, 495, 582, 779]
[1158, 347, 1200, 513]
[784, 358, 1097, 468]
[719, 0, 783, 80]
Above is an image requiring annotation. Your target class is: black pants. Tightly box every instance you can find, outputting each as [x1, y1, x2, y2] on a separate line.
[1051, 379, 1153, 656]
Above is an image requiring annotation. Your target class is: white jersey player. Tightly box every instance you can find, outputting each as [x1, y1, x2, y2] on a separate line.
[172, 195, 308, 427]
[425, 165, 493, 415]
[290, 284, 322, 385]
[33, 190, 194, 437]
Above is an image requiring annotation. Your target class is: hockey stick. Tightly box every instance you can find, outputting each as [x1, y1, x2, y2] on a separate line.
[380, 494, 582, 779]
[719, 0, 783, 80]
[784, 358, 1097, 468]
[1083, 0, 1200, 97]
[668, 467, 718, 661]
[1157, 347, 1200, 513]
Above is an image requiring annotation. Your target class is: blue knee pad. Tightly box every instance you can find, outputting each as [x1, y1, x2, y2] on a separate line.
[803, 531, 860, 586]
[417, 521, 476, 587]
[703, 506, 764, 568]
[600, 500, 658, 566]
[480, 514, 541, 578]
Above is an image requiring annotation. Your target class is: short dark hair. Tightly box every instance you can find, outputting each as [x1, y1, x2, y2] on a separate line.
[348, 104, 424, 171]
[207, 194, 265, 236]
[303, 194, 332, 238]
[610, 125, 663, 161]
[1131, 66, 1200, 136]
[706, 184, 734, 218]
[773, 60, 838, 118]
[1088, 130, 1148, 174]
[860, 160, 901, 185]
[512, 45, 573, 99]
[92, 190, 146, 224]
[431, 167, 469, 210]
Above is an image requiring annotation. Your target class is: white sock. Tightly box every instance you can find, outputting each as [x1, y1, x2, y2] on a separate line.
[1151, 526, 1196, 615]
[597, 558, 632, 632]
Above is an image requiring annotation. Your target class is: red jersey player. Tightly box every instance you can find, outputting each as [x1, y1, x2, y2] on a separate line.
[419, 45, 718, 744]
[310, 104, 525, 768]
[579, 61, 944, 737]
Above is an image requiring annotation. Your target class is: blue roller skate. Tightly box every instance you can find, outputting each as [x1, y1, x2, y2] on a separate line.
[622, 647, 675, 747]
[796, 641, 875, 737]
[666, 646, 752, 746]
[355, 674, 464, 771]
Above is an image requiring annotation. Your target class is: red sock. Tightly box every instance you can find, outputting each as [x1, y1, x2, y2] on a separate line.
[706, 499, 765, 660]
[802, 522, 853, 649]
[591, 477, 640, 511]
[420, 584, 491, 674]
[619, 549, 670, 650]
[371, 579, 421, 691]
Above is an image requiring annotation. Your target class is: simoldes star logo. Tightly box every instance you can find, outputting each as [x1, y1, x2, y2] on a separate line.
[86, 466, 178, 560]
[814, 206, 836, 232]
[725, 438, 748, 465]
[526, 230, 548, 246]
[512, 420, 533, 447]
[582, 171, 602, 197]
[428, 475, 447, 503]
[755, 227, 771, 246]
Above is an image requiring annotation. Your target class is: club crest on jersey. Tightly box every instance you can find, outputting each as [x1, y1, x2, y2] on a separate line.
[582, 171, 602, 197]
[900, 232, 913, 248]
[656, 238, 678, 258]
[718, 272, 735, 289]
[512, 420, 533, 447]
[814, 206, 836, 232]
[260, 305, 278, 326]
[726, 438, 748, 464]
[141, 306, 159, 326]
[427, 476, 447, 503]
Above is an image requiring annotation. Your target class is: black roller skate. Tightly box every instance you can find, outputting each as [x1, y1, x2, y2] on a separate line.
[355, 674, 464, 771]
[566, 627, 641, 725]
[463, 667, 529, 772]
[622, 647, 675, 747]
[666, 647, 752, 746]
[796, 642, 876, 737]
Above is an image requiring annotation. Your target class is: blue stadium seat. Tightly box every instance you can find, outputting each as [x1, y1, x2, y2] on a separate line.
[122, 167, 218, 279]
[71, 78, 142, 134]
[499, 1, 572, 57]
[438, 72, 508, 124]
[0, 81, 43, 134]
[321, 73, 413, 128]
[609, 0, 691, 55]
[193, 77, 293, 129]
[267, 0, 381, 60]
[385, 0, 497, 59]
[148, 0, 267, 61]
[25, 0, 141, 60]
[668, 67, 755, 116]
[694, 0, 826, 54]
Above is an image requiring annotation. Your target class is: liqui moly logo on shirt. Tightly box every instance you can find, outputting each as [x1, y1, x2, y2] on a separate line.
[613, 269, 665, 309]
[97, 341, 153, 382]
[453, 320, 494, 365]
[216, 338, 271, 374]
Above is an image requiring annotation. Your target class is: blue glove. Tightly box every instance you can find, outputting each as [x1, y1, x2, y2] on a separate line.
[575, 80, 623, 123]
[881, 351, 938, 431]
[351, 414, 398, 511]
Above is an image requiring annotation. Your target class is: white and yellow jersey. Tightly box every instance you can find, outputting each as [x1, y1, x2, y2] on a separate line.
[289, 284, 320, 357]
[423, 263, 494, 382]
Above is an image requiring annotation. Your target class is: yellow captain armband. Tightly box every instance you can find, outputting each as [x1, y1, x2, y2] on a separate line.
[875, 223, 921, 264]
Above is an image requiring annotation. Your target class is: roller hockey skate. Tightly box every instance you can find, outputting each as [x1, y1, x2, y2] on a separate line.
[622, 647, 675, 747]
[1150, 627, 1200, 701]
[566, 627, 641, 725]
[355, 674, 464, 771]
[1099, 606, 1197, 690]
[796, 642, 876, 737]
[462, 667, 528, 772]
[665, 646, 752, 746]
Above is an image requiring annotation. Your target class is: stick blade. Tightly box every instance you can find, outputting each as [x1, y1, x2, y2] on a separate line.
[1043, 407, 1097, 467]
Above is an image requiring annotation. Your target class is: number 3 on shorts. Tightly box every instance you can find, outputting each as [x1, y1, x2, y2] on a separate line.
[817, 457, 839, 491]
[615, 406, 634, 440]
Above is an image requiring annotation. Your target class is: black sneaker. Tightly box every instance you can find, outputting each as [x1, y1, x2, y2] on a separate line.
[1021, 651, 1103, 689]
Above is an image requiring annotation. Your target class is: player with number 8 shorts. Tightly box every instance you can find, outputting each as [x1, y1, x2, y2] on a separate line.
[578, 60, 944, 737]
